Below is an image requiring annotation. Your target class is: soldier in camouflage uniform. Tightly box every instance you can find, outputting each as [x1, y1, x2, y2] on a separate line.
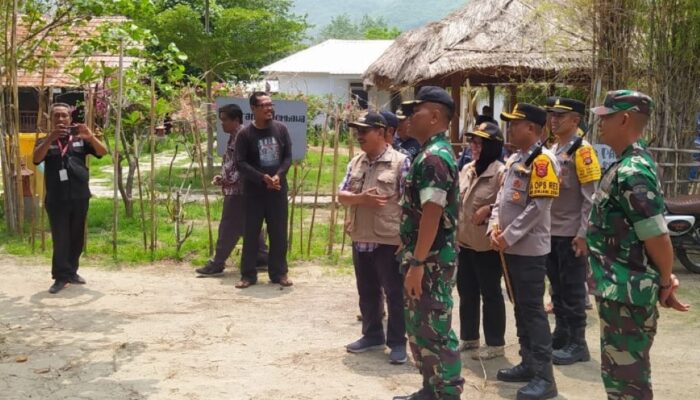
[588, 90, 689, 400]
[393, 86, 464, 400]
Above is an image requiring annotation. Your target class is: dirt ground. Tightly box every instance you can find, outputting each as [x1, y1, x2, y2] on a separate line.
[1, 256, 699, 400]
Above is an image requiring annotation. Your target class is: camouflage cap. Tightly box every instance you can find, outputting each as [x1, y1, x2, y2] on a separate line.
[591, 89, 654, 116]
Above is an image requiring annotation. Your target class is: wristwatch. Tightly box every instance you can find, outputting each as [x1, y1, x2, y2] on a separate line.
[408, 257, 425, 268]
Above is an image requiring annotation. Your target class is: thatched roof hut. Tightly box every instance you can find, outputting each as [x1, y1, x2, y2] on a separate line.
[364, 0, 593, 90]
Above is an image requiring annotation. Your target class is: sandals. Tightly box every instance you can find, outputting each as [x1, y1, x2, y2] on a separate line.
[278, 275, 293, 287]
[235, 279, 256, 289]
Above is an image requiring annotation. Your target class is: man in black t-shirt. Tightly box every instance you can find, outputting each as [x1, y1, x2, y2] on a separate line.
[33, 103, 108, 294]
[234, 92, 293, 288]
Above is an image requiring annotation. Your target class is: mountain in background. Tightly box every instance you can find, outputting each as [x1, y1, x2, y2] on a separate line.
[292, 0, 468, 37]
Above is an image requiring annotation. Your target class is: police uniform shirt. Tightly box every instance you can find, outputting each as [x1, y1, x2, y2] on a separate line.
[489, 143, 560, 257]
[550, 137, 601, 238]
[35, 136, 101, 204]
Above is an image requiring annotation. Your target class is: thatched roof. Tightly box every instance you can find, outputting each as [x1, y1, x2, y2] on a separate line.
[363, 0, 593, 90]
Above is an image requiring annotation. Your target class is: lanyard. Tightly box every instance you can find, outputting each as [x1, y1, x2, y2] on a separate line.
[56, 138, 70, 157]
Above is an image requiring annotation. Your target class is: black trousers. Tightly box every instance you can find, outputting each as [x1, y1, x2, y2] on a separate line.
[45, 198, 89, 281]
[456, 247, 506, 346]
[505, 254, 552, 367]
[546, 236, 588, 331]
[212, 194, 268, 268]
[240, 188, 288, 282]
[352, 244, 406, 349]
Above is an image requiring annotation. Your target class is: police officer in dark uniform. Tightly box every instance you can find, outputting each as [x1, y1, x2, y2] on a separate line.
[33, 103, 108, 294]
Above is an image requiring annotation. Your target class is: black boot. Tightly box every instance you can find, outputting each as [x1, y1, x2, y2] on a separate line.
[553, 327, 590, 365]
[551, 324, 569, 350]
[195, 261, 224, 276]
[392, 387, 436, 400]
[497, 348, 534, 382]
[516, 362, 558, 400]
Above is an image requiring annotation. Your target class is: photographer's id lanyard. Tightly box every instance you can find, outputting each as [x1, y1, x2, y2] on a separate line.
[57, 140, 70, 182]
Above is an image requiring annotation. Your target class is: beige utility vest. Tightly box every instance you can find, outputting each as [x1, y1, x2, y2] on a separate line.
[345, 147, 406, 246]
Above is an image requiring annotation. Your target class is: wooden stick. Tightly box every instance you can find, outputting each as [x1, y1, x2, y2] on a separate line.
[288, 163, 297, 251]
[188, 91, 214, 256]
[307, 98, 331, 256]
[112, 39, 124, 259]
[327, 110, 341, 256]
[494, 224, 515, 304]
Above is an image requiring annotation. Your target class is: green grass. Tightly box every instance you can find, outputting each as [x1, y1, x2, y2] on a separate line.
[0, 197, 353, 269]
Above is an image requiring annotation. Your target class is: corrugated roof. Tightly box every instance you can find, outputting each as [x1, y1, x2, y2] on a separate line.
[261, 39, 394, 76]
[15, 16, 138, 88]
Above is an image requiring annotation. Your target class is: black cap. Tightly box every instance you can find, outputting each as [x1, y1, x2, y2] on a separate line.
[545, 96, 557, 108]
[547, 97, 586, 115]
[467, 121, 503, 142]
[348, 112, 387, 129]
[380, 110, 399, 128]
[401, 86, 454, 116]
[501, 103, 547, 127]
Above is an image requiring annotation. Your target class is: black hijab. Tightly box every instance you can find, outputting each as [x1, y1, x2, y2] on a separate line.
[474, 137, 503, 176]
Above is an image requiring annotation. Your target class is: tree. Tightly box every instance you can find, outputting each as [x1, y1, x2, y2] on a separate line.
[317, 14, 401, 42]
[143, 0, 308, 80]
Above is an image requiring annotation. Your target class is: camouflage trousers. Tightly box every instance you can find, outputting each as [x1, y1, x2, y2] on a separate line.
[596, 297, 658, 400]
[404, 261, 464, 400]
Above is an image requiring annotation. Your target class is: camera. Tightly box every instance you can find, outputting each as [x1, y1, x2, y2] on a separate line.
[69, 125, 79, 136]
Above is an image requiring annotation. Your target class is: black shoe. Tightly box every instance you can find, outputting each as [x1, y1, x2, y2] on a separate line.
[70, 274, 86, 284]
[553, 342, 590, 365]
[392, 388, 436, 400]
[551, 329, 569, 351]
[497, 362, 535, 382]
[516, 376, 558, 400]
[196, 262, 224, 276]
[49, 280, 68, 294]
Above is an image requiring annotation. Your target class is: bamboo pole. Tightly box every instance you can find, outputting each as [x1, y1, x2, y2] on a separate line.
[82, 85, 94, 254]
[307, 98, 331, 257]
[188, 91, 214, 256]
[112, 40, 124, 259]
[298, 164, 304, 256]
[149, 94, 157, 257]
[327, 110, 341, 256]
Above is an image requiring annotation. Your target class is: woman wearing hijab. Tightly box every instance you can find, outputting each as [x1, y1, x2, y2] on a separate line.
[456, 122, 507, 360]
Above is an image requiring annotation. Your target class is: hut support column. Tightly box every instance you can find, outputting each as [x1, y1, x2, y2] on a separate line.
[488, 85, 495, 112]
[450, 74, 463, 144]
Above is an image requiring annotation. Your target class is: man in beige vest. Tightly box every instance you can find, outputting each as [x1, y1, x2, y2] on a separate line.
[339, 112, 411, 365]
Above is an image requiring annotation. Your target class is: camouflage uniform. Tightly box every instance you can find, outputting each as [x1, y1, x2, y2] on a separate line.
[587, 139, 668, 400]
[400, 132, 464, 399]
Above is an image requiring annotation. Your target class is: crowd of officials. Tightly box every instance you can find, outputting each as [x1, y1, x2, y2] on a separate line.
[34, 87, 688, 400]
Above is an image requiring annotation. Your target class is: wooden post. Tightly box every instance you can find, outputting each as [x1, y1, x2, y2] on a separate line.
[288, 163, 297, 251]
[449, 74, 462, 145]
[488, 85, 495, 112]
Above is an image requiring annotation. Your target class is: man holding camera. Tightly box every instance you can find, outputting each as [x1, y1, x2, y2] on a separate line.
[33, 103, 108, 294]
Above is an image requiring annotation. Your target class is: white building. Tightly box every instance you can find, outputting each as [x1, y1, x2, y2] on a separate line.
[261, 40, 395, 113]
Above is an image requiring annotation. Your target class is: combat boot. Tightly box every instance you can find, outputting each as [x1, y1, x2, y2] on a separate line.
[497, 348, 534, 382]
[551, 323, 569, 350]
[516, 362, 558, 400]
[552, 327, 590, 365]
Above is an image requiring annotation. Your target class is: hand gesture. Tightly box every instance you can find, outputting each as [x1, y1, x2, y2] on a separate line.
[48, 124, 69, 143]
[212, 175, 223, 186]
[361, 188, 389, 208]
[404, 265, 424, 300]
[572, 236, 589, 257]
[75, 123, 94, 141]
[471, 205, 491, 226]
[659, 274, 690, 312]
